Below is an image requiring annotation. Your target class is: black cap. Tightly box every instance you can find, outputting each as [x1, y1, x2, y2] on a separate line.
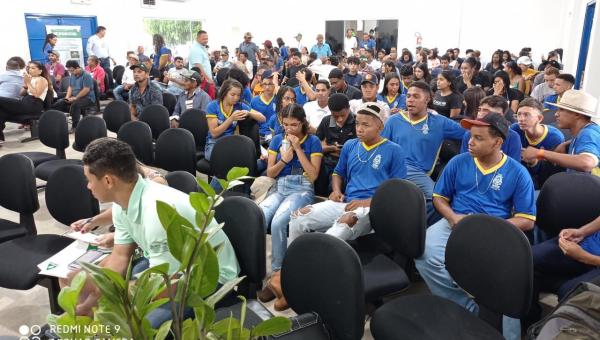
[130, 63, 149, 73]
[361, 71, 378, 85]
[547, 60, 561, 69]
[328, 93, 350, 111]
[181, 70, 201, 84]
[262, 69, 274, 79]
[460, 113, 509, 140]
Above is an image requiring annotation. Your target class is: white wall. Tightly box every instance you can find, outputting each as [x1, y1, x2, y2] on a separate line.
[1, 0, 597, 98]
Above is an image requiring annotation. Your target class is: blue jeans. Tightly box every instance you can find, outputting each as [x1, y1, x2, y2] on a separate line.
[415, 218, 521, 340]
[166, 85, 184, 96]
[114, 85, 129, 101]
[260, 175, 313, 271]
[406, 165, 436, 225]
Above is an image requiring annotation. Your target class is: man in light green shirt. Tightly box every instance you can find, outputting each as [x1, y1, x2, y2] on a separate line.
[75, 138, 239, 326]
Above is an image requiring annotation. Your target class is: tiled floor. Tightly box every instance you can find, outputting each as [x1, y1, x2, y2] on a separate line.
[0, 119, 556, 339]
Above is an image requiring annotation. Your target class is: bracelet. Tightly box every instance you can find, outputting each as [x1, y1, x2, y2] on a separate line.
[281, 159, 289, 165]
[536, 149, 545, 160]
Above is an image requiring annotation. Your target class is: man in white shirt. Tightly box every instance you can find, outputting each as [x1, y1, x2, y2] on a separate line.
[344, 29, 357, 57]
[165, 56, 187, 95]
[234, 52, 254, 79]
[349, 71, 390, 122]
[86, 26, 115, 69]
[114, 52, 138, 101]
[303, 79, 331, 133]
[292, 33, 305, 51]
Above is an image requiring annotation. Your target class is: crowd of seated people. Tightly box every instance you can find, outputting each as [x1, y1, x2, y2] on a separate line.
[2, 26, 600, 339]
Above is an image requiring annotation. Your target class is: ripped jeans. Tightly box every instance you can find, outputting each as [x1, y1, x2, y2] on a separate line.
[288, 200, 372, 243]
[259, 175, 314, 271]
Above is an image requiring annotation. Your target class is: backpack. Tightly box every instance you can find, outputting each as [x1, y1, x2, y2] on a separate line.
[527, 281, 600, 340]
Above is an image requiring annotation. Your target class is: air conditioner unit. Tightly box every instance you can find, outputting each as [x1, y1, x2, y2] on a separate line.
[71, 0, 92, 4]
[141, 0, 156, 8]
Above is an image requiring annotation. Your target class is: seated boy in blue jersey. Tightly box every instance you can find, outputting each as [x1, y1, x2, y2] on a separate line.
[293, 69, 316, 106]
[542, 73, 574, 110]
[525, 214, 600, 326]
[289, 102, 407, 242]
[250, 70, 278, 140]
[522, 89, 600, 176]
[459, 95, 522, 161]
[511, 98, 565, 188]
[416, 113, 536, 340]
[382, 81, 465, 224]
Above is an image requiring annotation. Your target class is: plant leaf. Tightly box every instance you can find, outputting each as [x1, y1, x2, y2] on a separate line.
[209, 316, 242, 337]
[217, 179, 229, 194]
[189, 191, 210, 213]
[251, 317, 293, 336]
[227, 179, 245, 190]
[95, 311, 131, 338]
[182, 317, 199, 340]
[100, 266, 127, 290]
[196, 176, 216, 197]
[155, 320, 172, 340]
[57, 270, 87, 317]
[140, 297, 170, 316]
[206, 276, 246, 307]
[226, 167, 249, 181]
[193, 299, 215, 330]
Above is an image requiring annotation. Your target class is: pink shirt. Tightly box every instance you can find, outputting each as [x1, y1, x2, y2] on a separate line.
[45, 62, 66, 85]
[85, 65, 106, 93]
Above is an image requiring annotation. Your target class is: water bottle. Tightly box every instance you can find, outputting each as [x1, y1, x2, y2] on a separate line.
[281, 139, 290, 152]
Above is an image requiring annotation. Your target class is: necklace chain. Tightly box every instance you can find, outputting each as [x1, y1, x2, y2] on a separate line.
[356, 144, 381, 163]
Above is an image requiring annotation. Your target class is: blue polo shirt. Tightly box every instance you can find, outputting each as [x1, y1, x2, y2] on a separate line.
[510, 123, 565, 176]
[242, 87, 253, 106]
[358, 39, 376, 50]
[344, 73, 362, 89]
[268, 134, 323, 178]
[268, 114, 284, 135]
[580, 231, 600, 256]
[460, 129, 522, 161]
[543, 94, 559, 110]
[294, 86, 312, 106]
[310, 43, 333, 59]
[250, 94, 277, 136]
[433, 153, 536, 221]
[382, 112, 466, 174]
[568, 122, 600, 176]
[69, 71, 96, 103]
[205, 100, 251, 144]
[333, 138, 407, 202]
[377, 93, 407, 110]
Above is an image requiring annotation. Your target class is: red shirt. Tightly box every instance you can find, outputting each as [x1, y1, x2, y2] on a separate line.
[85, 65, 106, 93]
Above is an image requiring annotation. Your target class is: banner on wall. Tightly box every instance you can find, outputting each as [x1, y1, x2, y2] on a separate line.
[45, 25, 85, 66]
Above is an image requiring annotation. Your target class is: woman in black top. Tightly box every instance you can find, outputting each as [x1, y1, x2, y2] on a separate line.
[488, 70, 523, 120]
[432, 71, 463, 118]
[485, 50, 503, 75]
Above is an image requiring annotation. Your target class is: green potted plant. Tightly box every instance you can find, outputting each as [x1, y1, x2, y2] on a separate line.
[48, 167, 291, 339]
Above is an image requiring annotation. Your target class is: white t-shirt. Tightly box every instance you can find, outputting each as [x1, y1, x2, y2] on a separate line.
[86, 34, 110, 58]
[303, 100, 331, 129]
[167, 67, 186, 88]
[344, 36, 357, 57]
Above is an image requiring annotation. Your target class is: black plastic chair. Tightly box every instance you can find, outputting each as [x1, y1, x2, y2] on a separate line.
[165, 171, 199, 194]
[371, 214, 532, 339]
[35, 115, 107, 181]
[46, 164, 100, 226]
[139, 104, 170, 140]
[117, 121, 154, 165]
[72, 116, 107, 152]
[282, 233, 365, 340]
[103, 100, 131, 133]
[179, 109, 209, 159]
[215, 196, 266, 299]
[155, 128, 197, 174]
[5, 92, 54, 143]
[197, 134, 257, 178]
[0, 154, 39, 242]
[19, 110, 69, 167]
[113, 65, 125, 85]
[357, 179, 426, 302]
[537, 172, 600, 237]
[162, 92, 177, 115]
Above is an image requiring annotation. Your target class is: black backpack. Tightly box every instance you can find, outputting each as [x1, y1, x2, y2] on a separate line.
[527, 281, 600, 339]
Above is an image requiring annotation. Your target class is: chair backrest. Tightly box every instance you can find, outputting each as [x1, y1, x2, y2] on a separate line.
[139, 104, 170, 140]
[446, 214, 532, 321]
[165, 171, 199, 194]
[155, 128, 197, 174]
[113, 65, 125, 85]
[537, 172, 600, 237]
[46, 165, 99, 226]
[369, 179, 426, 259]
[103, 100, 131, 133]
[117, 121, 154, 165]
[43, 91, 53, 110]
[92, 80, 101, 110]
[103, 68, 112, 91]
[59, 76, 70, 93]
[179, 109, 209, 151]
[162, 92, 177, 115]
[38, 109, 69, 154]
[0, 154, 39, 216]
[214, 196, 266, 298]
[211, 135, 257, 179]
[282, 233, 365, 340]
[73, 116, 107, 152]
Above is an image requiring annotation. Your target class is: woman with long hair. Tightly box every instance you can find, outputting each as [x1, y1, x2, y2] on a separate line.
[204, 79, 265, 160]
[489, 70, 523, 114]
[427, 48, 441, 70]
[260, 103, 322, 309]
[0, 61, 53, 144]
[413, 62, 432, 84]
[504, 60, 525, 94]
[152, 34, 172, 72]
[485, 50, 503, 75]
[268, 86, 296, 136]
[432, 71, 463, 118]
[396, 49, 414, 69]
[377, 72, 406, 113]
[462, 86, 486, 119]
[502, 50, 512, 63]
[43, 33, 58, 63]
